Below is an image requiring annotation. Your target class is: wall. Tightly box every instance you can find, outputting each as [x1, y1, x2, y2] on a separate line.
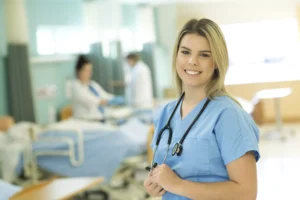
[153, 4, 177, 98]
[25, 0, 83, 124]
[0, 0, 6, 56]
[0, 0, 7, 115]
[227, 81, 300, 123]
[176, 0, 296, 28]
[122, 4, 137, 29]
[83, 0, 122, 43]
[26, 0, 83, 56]
[31, 61, 75, 124]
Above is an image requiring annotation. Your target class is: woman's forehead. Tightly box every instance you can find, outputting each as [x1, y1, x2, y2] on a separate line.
[179, 33, 211, 51]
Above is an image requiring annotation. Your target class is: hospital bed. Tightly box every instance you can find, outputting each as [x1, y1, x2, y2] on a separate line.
[0, 117, 150, 199]
[12, 117, 151, 184]
[0, 113, 151, 184]
[0, 179, 21, 200]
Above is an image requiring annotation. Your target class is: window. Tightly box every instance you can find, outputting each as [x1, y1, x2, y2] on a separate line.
[36, 26, 90, 55]
[221, 18, 300, 85]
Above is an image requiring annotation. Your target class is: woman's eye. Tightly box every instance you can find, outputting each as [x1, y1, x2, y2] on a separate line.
[181, 51, 189, 55]
[200, 53, 210, 57]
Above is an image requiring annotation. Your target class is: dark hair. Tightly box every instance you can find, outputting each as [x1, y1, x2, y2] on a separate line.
[75, 55, 90, 77]
[126, 52, 140, 61]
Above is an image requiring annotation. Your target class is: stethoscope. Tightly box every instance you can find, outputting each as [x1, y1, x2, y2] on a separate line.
[145, 92, 210, 171]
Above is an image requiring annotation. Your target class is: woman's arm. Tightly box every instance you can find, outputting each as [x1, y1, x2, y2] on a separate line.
[72, 82, 100, 108]
[151, 152, 257, 200]
[95, 82, 114, 101]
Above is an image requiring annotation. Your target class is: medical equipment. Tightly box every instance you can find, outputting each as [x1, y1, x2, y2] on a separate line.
[146, 92, 210, 171]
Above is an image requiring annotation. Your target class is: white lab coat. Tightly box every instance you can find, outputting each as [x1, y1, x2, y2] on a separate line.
[71, 79, 114, 120]
[125, 61, 153, 108]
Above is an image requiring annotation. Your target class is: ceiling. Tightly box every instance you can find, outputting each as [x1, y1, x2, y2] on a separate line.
[120, 0, 233, 4]
[119, 0, 299, 5]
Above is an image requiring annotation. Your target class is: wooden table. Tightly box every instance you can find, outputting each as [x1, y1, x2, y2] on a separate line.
[10, 177, 104, 200]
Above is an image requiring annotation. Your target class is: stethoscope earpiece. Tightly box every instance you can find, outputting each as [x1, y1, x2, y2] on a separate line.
[145, 166, 151, 171]
[145, 162, 158, 171]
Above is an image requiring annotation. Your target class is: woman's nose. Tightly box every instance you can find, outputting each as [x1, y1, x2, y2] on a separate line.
[188, 56, 198, 66]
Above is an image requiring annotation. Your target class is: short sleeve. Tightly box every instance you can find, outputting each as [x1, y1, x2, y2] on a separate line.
[214, 108, 260, 165]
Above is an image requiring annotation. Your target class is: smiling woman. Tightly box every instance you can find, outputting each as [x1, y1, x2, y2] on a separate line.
[144, 18, 260, 200]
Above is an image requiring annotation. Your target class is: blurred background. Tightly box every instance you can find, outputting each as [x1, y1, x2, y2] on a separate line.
[0, 0, 300, 199]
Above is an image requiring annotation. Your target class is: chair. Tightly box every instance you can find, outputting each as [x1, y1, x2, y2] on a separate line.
[235, 96, 265, 125]
[60, 105, 73, 121]
[147, 125, 155, 164]
[251, 100, 264, 125]
[0, 116, 15, 132]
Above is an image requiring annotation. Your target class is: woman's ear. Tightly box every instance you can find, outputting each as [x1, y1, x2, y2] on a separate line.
[213, 67, 219, 78]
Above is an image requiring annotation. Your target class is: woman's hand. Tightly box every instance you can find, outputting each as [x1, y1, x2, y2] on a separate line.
[143, 172, 166, 197]
[151, 164, 182, 192]
[99, 100, 108, 105]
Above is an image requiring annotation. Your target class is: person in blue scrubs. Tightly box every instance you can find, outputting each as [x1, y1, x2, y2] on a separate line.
[143, 18, 260, 200]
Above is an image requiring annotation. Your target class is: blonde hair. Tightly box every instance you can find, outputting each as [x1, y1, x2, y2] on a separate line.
[172, 18, 239, 104]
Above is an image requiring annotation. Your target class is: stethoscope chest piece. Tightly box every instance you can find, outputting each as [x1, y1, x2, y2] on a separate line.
[172, 143, 183, 156]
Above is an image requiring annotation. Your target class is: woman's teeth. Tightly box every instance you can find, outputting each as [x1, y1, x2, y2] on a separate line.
[185, 70, 200, 75]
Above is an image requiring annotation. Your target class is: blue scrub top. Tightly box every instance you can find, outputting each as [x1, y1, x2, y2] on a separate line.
[151, 96, 260, 200]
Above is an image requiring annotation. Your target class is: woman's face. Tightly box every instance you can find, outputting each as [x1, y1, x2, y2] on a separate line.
[78, 63, 93, 83]
[176, 33, 215, 90]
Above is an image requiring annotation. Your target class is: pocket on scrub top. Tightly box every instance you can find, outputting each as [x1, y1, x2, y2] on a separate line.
[173, 138, 210, 178]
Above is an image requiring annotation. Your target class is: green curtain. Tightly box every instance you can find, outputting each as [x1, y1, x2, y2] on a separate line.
[110, 41, 124, 96]
[89, 41, 125, 96]
[89, 42, 113, 93]
[0, 57, 8, 115]
[6, 44, 35, 122]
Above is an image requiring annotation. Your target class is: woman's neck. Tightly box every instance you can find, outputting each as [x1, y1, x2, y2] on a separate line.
[183, 86, 207, 106]
[79, 79, 89, 85]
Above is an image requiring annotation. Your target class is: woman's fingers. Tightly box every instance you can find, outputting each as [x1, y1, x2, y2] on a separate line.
[158, 189, 166, 196]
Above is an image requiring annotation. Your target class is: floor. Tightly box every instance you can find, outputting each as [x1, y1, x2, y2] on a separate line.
[98, 123, 300, 200]
[257, 123, 300, 200]
[15, 123, 300, 200]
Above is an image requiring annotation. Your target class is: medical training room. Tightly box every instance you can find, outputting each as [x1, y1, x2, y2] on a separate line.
[1, 0, 300, 199]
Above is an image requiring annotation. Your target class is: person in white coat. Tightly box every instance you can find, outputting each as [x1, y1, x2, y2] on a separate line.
[72, 55, 114, 120]
[125, 53, 154, 109]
